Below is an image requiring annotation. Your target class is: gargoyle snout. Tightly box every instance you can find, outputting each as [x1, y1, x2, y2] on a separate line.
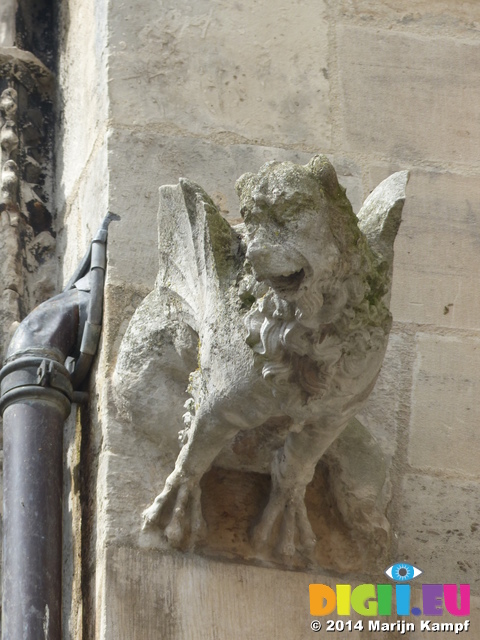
[245, 238, 282, 273]
[246, 239, 309, 297]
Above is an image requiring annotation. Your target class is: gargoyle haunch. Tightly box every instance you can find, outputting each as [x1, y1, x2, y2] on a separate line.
[114, 156, 408, 558]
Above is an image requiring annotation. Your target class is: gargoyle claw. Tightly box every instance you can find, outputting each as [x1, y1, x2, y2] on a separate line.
[142, 477, 207, 549]
[252, 489, 317, 560]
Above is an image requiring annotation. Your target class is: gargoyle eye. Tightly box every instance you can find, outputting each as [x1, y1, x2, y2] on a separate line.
[385, 563, 423, 582]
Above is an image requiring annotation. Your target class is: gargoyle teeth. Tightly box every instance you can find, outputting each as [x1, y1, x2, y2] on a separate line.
[268, 268, 306, 293]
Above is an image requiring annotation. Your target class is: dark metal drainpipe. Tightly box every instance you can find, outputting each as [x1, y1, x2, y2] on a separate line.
[0, 213, 118, 640]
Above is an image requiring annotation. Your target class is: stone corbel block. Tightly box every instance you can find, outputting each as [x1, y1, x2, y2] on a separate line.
[114, 157, 408, 573]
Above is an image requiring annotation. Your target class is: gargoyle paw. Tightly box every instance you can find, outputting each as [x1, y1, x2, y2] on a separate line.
[142, 475, 207, 549]
[252, 489, 316, 560]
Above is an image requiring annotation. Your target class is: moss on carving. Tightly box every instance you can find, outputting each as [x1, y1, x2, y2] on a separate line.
[180, 178, 240, 284]
[204, 202, 239, 282]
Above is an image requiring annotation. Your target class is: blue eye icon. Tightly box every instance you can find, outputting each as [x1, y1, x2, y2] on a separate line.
[385, 563, 423, 582]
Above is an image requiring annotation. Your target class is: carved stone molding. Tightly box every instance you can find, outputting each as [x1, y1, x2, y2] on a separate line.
[0, 47, 55, 362]
[114, 157, 408, 572]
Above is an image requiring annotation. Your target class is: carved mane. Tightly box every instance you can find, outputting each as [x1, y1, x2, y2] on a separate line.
[236, 156, 392, 400]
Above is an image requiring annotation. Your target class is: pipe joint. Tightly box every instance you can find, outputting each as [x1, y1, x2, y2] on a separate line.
[79, 321, 102, 356]
[0, 356, 73, 416]
[90, 237, 107, 270]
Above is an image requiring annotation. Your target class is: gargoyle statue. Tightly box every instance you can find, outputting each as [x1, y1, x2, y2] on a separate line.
[114, 156, 408, 559]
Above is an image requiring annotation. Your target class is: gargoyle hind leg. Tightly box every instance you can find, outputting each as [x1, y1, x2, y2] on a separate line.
[142, 407, 240, 549]
[253, 419, 348, 560]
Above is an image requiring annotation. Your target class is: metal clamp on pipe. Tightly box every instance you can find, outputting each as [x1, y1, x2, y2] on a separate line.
[0, 356, 73, 417]
[0, 212, 119, 640]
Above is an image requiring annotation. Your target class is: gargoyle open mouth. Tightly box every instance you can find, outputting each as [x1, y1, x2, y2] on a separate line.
[268, 268, 306, 294]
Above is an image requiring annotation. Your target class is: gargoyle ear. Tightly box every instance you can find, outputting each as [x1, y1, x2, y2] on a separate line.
[235, 172, 255, 199]
[306, 155, 340, 197]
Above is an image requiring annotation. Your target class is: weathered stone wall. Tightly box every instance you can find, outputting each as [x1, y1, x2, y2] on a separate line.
[53, 1, 480, 638]
[56, 0, 109, 284]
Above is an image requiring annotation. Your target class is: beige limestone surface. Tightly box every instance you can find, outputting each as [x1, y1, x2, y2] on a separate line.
[338, 25, 480, 166]
[56, 0, 109, 289]
[409, 333, 480, 476]
[390, 169, 480, 329]
[108, 0, 330, 149]
[397, 473, 480, 590]
[99, 546, 480, 640]
[50, 0, 480, 637]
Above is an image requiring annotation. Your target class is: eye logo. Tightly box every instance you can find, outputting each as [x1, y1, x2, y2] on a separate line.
[385, 563, 423, 582]
[310, 561, 470, 618]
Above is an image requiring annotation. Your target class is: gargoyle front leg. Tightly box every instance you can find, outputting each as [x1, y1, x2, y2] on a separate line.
[143, 409, 239, 549]
[143, 467, 207, 547]
[253, 419, 348, 560]
[252, 447, 317, 559]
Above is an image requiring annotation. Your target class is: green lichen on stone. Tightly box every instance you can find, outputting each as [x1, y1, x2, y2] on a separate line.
[204, 202, 239, 282]
[180, 177, 239, 284]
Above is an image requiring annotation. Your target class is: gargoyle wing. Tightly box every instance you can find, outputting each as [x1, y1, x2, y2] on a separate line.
[357, 171, 409, 269]
[156, 178, 242, 325]
[356, 170, 409, 303]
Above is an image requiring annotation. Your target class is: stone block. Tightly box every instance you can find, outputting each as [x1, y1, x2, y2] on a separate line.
[102, 546, 404, 640]
[338, 25, 480, 166]
[408, 333, 480, 477]
[108, 0, 330, 148]
[396, 473, 480, 592]
[336, 0, 480, 34]
[58, 139, 109, 289]
[56, 0, 108, 205]
[106, 130, 363, 290]
[366, 167, 480, 330]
